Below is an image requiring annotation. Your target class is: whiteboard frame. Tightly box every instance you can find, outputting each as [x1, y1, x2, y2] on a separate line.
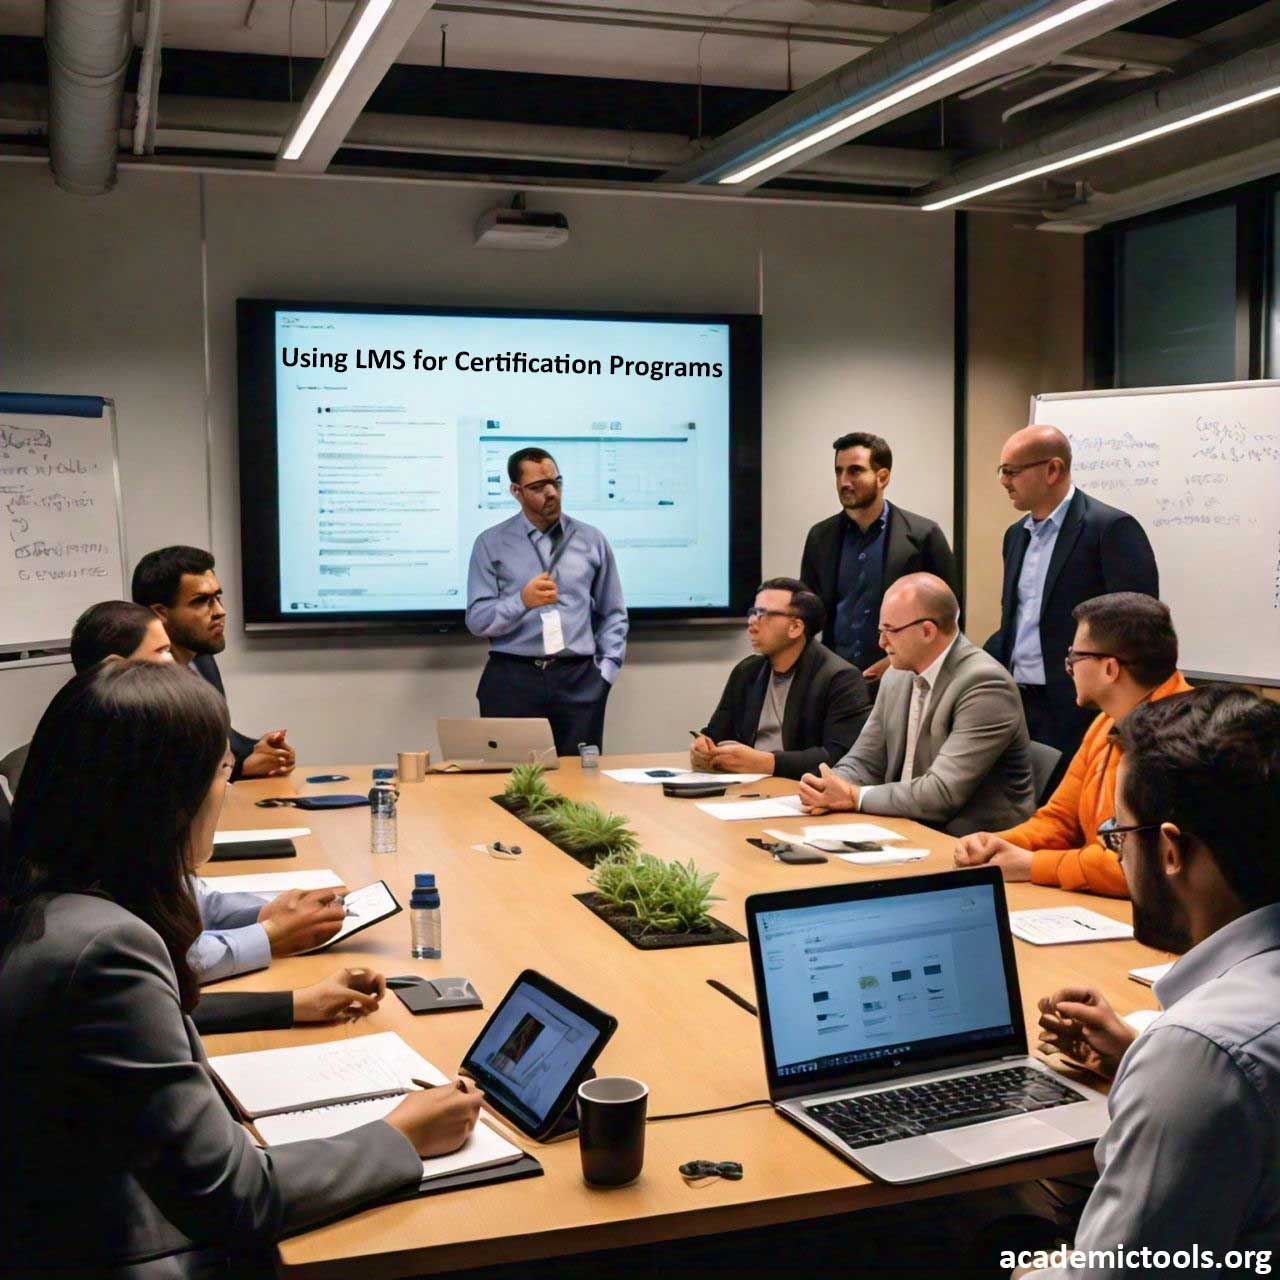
[1031, 379, 1280, 688]
[0, 396, 127, 668]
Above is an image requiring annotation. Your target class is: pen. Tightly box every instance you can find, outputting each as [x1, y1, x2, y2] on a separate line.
[1070, 917, 1097, 931]
[707, 979, 758, 1018]
[411, 1076, 469, 1093]
[738, 793, 764, 798]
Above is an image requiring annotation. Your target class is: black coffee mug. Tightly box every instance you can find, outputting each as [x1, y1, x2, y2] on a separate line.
[577, 1076, 648, 1187]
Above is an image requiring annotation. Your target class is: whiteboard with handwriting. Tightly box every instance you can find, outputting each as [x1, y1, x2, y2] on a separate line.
[0, 403, 126, 651]
[1033, 380, 1280, 685]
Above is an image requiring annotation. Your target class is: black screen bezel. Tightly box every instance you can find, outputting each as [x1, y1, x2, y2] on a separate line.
[236, 298, 762, 633]
[745, 868, 1027, 1103]
[460, 968, 617, 1140]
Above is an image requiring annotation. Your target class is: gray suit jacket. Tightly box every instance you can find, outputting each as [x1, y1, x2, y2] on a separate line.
[0, 893, 423, 1278]
[833, 634, 1035, 837]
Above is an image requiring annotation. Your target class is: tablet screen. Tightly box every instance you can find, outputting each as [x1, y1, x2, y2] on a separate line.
[462, 972, 614, 1137]
[297, 880, 401, 954]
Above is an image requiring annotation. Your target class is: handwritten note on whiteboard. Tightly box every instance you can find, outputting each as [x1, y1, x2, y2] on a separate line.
[0, 408, 124, 649]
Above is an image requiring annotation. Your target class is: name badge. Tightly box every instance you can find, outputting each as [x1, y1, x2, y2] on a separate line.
[541, 608, 566, 655]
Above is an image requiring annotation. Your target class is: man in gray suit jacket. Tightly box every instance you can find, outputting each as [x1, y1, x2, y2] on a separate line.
[799, 574, 1035, 837]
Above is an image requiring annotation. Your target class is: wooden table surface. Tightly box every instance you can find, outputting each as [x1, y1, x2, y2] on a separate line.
[203, 756, 1164, 1280]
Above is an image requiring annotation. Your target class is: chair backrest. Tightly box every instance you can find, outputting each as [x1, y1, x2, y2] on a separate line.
[1028, 739, 1062, 806]
[0, 741, 30, 802]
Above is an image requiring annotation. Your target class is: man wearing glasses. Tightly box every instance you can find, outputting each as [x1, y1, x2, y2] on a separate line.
[956, 592, 1190, 896]
[466, 447, 627, 756]
[986, 425, 1158, 770]
[690, 578, 870, 780]
[798, 573, 1034, 835]
[1015, 687, 1280, 1279]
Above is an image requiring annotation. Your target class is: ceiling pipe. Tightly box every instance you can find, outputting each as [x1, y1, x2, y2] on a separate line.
[133, 0, 163, 157]
[0, 86, 952, 189]
[44, 0, 134, 194]
[658, 0, 1180, 189]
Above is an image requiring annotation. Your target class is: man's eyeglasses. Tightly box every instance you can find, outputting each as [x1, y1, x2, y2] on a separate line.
[518, 475, 564, 495]
[996, 458, 1057, 480]
[1097, 816, 1162, 854]
[877, 617, 937, 637]
[1064, 648, 1125, 675]
[747, 607, 798, 623]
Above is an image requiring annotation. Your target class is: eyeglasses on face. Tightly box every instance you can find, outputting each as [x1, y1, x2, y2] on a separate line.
[996, 458, 1057, 480]
[1064, 648, 1125, 675]
[876, 616, 937, 637]
[747, 607, 798, 623]
[1097, 816, 1162, 854]
[518, 475, 564, 495]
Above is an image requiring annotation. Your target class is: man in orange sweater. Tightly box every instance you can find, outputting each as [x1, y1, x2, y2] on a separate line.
[954, 592, 1188, 896]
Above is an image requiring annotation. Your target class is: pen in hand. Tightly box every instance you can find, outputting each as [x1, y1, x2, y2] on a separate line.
[412, 1076, 469, 1093]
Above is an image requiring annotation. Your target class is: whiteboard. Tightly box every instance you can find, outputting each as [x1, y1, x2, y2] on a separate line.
[1032, 380, 1280, 686]
[0, 394, 127, 653]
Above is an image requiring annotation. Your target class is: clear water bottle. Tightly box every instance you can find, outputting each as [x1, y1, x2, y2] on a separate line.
[369, 782, 397, 855]
[410, 873, 442, 959]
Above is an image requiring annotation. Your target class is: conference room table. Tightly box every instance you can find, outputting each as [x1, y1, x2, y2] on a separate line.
[205, 756, 1166, 1280]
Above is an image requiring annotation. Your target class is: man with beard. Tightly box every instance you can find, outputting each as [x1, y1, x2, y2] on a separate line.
[801, 433, 957, 692]
[132, 546, 295, 781]
[466, 447, 627, 756]
[1024, 686, 1280, 1279]
[954, 593, 1190, 896]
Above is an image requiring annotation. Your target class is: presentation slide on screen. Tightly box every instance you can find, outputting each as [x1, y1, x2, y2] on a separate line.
[757, 886, 1013, 1077]
[273, 310, 733, 612]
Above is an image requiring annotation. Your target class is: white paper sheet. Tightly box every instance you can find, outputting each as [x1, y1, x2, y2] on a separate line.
[200, 869, 343, 896]
[210, 1031, 446, 1118]
[1128, 962, 1173, 987]
[602, 769, 767, 785]
[1009, 907, 1133, 946]
[800, 823, 905, 844]
[835, 848, 931, 866]
[695, 795, 808, 821]
[1123, 1008, 1161, 1034]
[213, 827, 311, 845]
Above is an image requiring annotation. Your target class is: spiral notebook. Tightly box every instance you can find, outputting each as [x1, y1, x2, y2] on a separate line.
[208, 1032, 529, 1186]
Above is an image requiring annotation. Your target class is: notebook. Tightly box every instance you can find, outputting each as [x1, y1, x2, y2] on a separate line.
[1008, 907, 1133, 945]
[199, 869, 343, 896]
[208, 1032, 527, 1184]
[1128, 962, 1173, 987]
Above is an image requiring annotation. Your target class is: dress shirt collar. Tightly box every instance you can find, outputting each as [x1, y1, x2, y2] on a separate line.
[521, 511, 574, 540]
[1021, 485, 1075, 535]
[844, 498, 891, 538]
[1154, 902, 1280, 1011]
[916, 633, 959, 692]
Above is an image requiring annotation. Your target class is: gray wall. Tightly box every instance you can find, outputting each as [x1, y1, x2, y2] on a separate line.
[1, 163, 955, 762]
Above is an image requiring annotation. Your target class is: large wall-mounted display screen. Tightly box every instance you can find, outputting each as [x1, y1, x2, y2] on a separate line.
[237, 301, 761, 629]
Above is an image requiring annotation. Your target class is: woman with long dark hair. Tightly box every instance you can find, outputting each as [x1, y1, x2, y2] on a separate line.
[0, 661, 481, 1277]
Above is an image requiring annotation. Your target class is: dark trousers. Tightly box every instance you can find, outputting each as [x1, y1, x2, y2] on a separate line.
[1019, 682, 1095, 788]
[477, 653, 611, 757]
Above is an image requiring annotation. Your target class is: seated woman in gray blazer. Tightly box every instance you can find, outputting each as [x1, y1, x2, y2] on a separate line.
[0, 661, 483, 1278]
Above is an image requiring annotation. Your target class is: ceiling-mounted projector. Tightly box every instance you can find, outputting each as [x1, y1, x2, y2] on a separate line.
[474, 205, 569, 250]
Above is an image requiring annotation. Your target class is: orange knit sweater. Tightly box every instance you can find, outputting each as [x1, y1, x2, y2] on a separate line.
[997, 672, 1193, 897]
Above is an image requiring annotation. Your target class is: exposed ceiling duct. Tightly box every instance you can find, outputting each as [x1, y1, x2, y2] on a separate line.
[659, 0, 1181, 189]
[44, 0, 134, 194]
[917, 37, 1280, 210]
[0, 87, 951, 190]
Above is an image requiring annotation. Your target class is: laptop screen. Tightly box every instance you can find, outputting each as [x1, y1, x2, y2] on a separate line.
[750, 875, 1021, 1093]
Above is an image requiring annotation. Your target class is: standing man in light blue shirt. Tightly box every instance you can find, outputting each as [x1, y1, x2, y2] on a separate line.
[466, 446, 628, 756]
[1021, 686, 1280, 1279]
[987, 424, 1158, 769]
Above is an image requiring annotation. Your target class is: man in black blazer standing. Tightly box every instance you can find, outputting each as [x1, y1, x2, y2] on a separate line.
[801, 433, 958, 694]
[986, 424, 1159, 761]
[691, 578, 870, 781]
[132, 546, 295, 781]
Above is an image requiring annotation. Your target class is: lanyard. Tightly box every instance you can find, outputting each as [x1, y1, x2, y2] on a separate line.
[533, 524, 574, 577]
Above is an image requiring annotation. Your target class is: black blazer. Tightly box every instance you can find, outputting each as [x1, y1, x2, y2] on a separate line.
[702, 639, 871, 780]
[800, 504, 960, 663]
[192, 991, 294, 1037]
[985, 488, 1159, 694]
[192, 653, 258, 780]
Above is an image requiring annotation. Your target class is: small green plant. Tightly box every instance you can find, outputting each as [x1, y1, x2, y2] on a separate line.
[589, 851, 722, 935]
[502, 763, 555, 814]
[542, 800, 638, 862]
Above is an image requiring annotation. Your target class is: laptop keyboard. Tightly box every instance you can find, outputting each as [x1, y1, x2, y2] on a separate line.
[802, 1066, 1083, 1149]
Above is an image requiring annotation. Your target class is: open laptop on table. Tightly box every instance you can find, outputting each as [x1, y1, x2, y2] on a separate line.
[745, 867, 1108, 1184]
[437, 718, 559, 772]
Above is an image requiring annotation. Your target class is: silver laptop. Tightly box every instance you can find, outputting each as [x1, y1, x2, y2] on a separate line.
[436, 718, 559, 772]
[745, 867, 1109, 1184]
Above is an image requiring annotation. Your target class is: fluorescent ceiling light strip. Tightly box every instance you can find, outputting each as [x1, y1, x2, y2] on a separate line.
[281, 0, 394, 160]
[921, 82, 1280, 209]
[718, 0, 1117, 185]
